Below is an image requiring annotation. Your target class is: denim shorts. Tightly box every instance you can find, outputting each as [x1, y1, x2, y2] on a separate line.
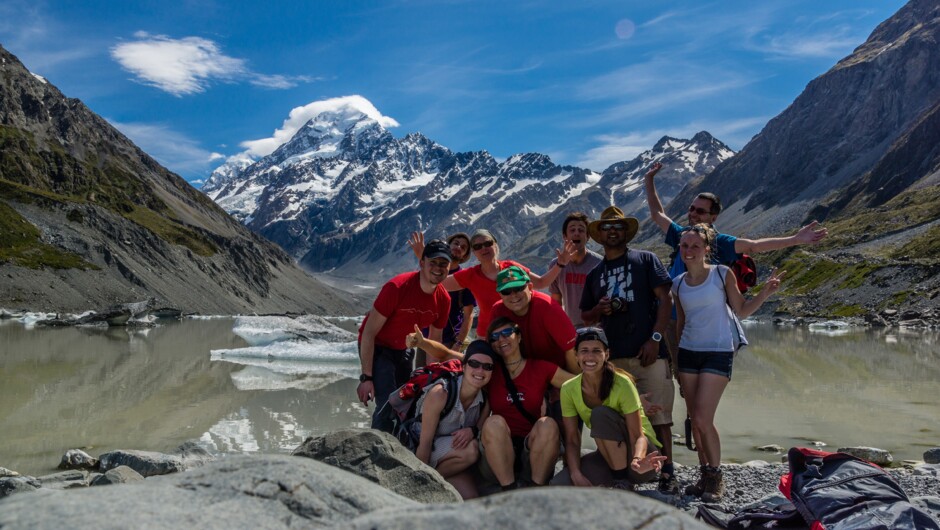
[677, 348, 734, 379]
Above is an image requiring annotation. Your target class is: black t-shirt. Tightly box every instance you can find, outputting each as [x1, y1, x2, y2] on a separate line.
[579, 249, 672, 360]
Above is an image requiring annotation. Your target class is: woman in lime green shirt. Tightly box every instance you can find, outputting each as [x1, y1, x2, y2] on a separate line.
[559, 327, 666, 490]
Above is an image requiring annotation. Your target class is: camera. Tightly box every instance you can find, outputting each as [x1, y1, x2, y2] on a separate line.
[609, 296, 627, 312]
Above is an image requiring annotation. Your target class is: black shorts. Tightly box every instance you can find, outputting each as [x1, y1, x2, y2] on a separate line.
[677, 348, 733, 379]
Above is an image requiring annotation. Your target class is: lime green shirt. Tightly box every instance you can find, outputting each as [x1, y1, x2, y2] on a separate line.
[560, 372, 662, 448]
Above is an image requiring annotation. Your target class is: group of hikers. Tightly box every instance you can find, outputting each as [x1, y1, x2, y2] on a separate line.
[355, 162, 828, 500]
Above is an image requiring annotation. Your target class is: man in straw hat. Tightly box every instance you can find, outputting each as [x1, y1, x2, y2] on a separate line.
[579, 205, 679, 494]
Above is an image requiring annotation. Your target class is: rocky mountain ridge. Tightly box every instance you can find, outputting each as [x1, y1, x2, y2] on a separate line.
[204, 111, 733, 278]
[0, 44, 359, 315]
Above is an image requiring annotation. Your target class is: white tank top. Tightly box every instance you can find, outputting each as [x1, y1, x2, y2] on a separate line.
[671, 266, 735, 352]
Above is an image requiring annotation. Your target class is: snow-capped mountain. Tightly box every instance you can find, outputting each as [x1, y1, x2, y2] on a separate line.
[204, 104, 733, 279]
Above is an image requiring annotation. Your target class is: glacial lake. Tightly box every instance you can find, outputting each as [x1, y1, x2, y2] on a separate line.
[1, 316, 938, 476]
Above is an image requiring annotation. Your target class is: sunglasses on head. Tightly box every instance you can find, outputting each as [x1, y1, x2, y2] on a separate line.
[499, 286, 525, 296]
[466, 358, 495, 371]
[488, 327, 517, 342]
[688, 205, 711, 216]
[599, 223, 625, 231]
[472, 240, 495, 251]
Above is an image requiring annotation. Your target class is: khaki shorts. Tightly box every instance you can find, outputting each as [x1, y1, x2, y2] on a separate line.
[611, 357, 674, 427]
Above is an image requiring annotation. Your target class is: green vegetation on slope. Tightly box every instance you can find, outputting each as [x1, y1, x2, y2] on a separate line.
[0, 201, 95, 269]
[0, 123, 218, 264]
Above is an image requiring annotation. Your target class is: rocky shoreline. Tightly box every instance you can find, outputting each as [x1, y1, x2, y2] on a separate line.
[1, 429, 938, 528]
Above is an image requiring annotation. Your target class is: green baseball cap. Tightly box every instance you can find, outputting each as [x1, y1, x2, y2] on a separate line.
[496, 266, 531, 293]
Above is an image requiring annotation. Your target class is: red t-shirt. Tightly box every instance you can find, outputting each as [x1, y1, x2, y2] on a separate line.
[452, 260, 530, 337]
[488, 358, 558, 438]
[492, 291, 576, 369]
[360, 271, 450, 350]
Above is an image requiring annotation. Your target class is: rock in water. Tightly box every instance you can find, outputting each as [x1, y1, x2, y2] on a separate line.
[925, 448, 940, 465]
[98, 449, 185, 477]
[837, 446, 894, 466]
[0, 455, 414, 529]
[293, 428, 461, 504]
[0, 476, 41, 498]
[344, 487, 711, 529]
[90, 466, 144, 486]
[59, 449, 99, 470]
[36, 470, 91, 490]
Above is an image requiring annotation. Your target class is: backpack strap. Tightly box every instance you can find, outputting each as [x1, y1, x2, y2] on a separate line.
[498, 360, 539, 425]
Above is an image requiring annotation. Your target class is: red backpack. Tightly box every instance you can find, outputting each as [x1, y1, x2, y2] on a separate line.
[374, 359, 466, 451]
[730, 254, 757, 293]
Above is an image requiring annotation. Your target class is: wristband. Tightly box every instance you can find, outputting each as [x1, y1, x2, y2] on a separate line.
[557, 262, 567, 268]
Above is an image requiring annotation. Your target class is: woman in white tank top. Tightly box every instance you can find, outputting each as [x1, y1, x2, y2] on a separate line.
[670, 224, 785, 502]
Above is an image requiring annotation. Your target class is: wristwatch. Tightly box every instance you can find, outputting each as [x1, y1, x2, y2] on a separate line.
[359, 374, 374, 383]
[651, 332, 663, 342]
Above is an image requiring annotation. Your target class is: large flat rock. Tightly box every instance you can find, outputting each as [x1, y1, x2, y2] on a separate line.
[0, 455, 414, 529]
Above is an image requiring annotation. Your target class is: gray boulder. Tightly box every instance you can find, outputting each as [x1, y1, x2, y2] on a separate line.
[837, 446, 894, 466]
[345, 487, 710, 529]
[36, 470, 91, 490]
[924, 448, 940, 465]
[0, 476, 41, 498]
[98, 449, 185, 477]
[90, 466, 145, 486]
[0, 467, 20, 478]
[174, 441, 214, 469]
[59, 449, 99, 470]
[914, 464, 940, 478]
[0, 455, 414, 529]
[293, 428, 461, 504]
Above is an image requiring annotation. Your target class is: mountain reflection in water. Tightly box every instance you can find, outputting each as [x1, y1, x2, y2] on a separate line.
[0, 318, 936, 475]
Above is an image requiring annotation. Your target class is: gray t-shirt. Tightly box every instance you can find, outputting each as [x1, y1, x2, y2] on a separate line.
[549, 250, 603, 327]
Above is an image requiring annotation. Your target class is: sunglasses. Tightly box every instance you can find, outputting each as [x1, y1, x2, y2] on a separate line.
[488, 328, 517, 342]
[688, 205, 712, 216]
[466, 359, 495, 371]
[472, 240, 495, 251]
[599, 223, 625, 231]
[499, 286, 525, 296]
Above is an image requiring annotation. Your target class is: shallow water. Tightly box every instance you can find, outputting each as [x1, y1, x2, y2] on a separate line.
[0, 318, 937, 475]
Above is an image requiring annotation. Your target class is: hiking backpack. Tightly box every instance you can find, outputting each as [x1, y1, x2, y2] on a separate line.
[374, 359, 466, 451]
[778, 447, 939, 530]
[729, 254, 757, 293]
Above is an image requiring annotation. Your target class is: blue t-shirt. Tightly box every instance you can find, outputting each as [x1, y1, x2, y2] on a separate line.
[664, 221, 740, 278]
[579, 250, 672, 360]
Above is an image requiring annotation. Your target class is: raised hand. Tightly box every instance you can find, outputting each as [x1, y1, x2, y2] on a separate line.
[408, 231, 426, 260]
[795, 220, 828, 245]
[644, 161, 663, 179]
[406, 324, 426, 349]
[762, 268, 786, 296]
[555, 239, 577, 266]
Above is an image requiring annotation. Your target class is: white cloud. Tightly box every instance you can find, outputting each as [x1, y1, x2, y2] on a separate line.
[576, 130, 670, 172]
[238, 95, 399, 158]
[110, 32, 311, 96]
[109, 119, 222, 180]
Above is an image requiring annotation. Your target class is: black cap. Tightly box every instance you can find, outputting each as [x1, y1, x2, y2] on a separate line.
[576, 327, 609, 348]
[422, 239, 453, 261]
[464, 340, 496, 362]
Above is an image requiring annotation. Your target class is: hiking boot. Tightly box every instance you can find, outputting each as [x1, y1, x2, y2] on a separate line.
[684, 465, 707, 497]
[611, 478, 636, 492]
[657, 472, 680, 495]
[700, 466, 724, 503]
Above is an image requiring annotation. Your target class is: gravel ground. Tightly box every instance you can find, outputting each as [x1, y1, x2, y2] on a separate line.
[633, 461, 940, 518]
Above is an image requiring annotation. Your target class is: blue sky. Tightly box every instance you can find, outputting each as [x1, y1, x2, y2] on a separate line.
[1, 0, 906, 184]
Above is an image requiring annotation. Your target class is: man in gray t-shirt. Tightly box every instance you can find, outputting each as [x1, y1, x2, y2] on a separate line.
[549, 212, 603, 327]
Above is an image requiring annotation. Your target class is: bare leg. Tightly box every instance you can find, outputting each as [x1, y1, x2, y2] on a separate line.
[445, 470, 479, 499]
[594, 437, 628, 470]
[679, 372, 707, 466]
[527, 417, 560, 485]
[689, 373, 729, 467]
[436, 442, 479, 478]
[653, 424, 672, 465]
[481, 415, 516, 487]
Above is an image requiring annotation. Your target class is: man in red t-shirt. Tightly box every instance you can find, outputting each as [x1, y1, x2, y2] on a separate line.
[491, 266, 578, 374]
[357, 240, 452, 428]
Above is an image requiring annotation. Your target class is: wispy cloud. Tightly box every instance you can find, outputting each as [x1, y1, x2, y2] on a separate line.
[110, 32, 312, 96]
[747, 26, 863, 58]
[109, 119, 223, 180]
